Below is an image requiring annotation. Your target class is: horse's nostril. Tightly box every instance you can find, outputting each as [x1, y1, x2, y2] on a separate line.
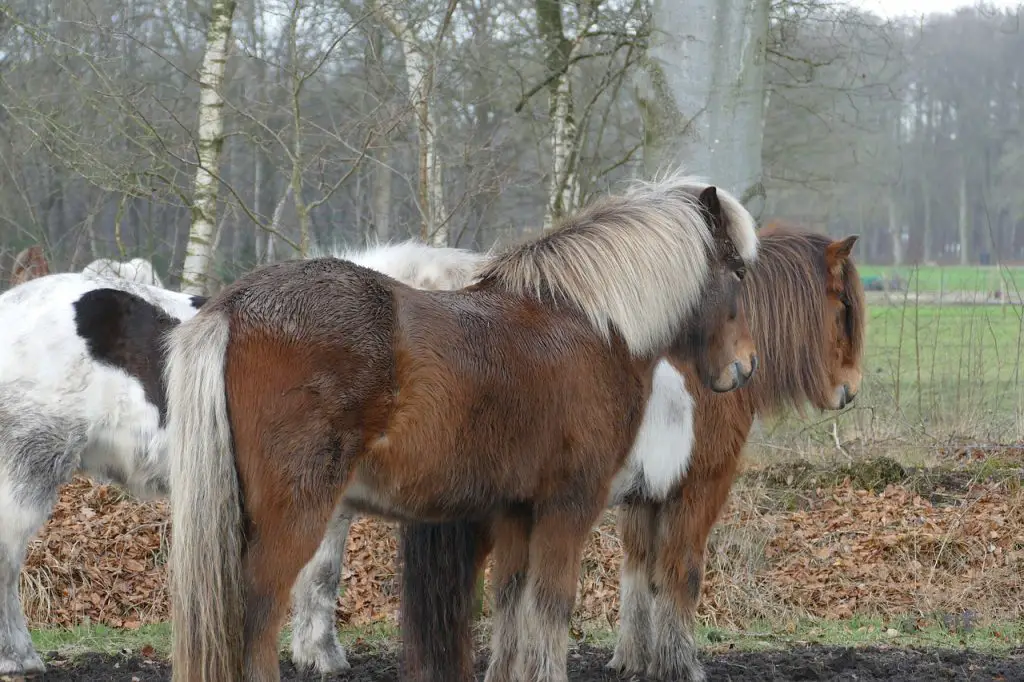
[749, 355, 759, 376]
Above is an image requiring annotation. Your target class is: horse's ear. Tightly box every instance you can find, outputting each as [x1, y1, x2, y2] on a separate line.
[698, 186, 724, 232]
[825, 235, 857, 284]
[826, 235, 858, 263]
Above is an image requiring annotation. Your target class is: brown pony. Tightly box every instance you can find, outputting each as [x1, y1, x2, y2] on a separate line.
[163, 174, 760, 682]
[9, 245, 50, 286]
[397, 222, 866, 682]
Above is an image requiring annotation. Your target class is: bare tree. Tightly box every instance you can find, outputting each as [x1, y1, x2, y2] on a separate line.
[375, 0, 458, 246]
[181, 0, 237, 295]
[638, 0, 770, 216]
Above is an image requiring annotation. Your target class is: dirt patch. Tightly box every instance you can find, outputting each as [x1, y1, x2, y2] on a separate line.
[28, 644, 1024, 681]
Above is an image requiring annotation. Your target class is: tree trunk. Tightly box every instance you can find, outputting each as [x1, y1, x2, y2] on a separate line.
[637, 0, 770, 218]
[921, 178, 932, 264]
[180, 0, 236, 295]
[536, 0, 580, 230]
[958, 169, 970, 265]
[887, 188, 903, 266]
[377, 5, 447, 246]
[372, 148, 392, 242]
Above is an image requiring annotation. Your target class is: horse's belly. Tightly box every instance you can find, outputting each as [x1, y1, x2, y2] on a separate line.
[78, 369, 168, 499]
[340, 463, 492, 523]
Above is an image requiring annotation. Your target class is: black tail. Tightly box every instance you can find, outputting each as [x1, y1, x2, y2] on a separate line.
[399, 519, 487, 682]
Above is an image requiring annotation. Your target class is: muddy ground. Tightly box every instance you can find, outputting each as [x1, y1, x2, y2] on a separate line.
[27, 643, 1024, 681]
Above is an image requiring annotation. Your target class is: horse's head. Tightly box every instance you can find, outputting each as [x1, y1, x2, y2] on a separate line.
[822, 235, 865, 410]
[670, 186, 758, 393]
[10, 245, 50, 287]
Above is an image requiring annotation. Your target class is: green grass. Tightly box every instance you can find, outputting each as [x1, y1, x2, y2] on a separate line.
[30, 621, 399, 660]
[583, 616, 1024, 654]
[32, 616, 1024, 663]
[863, 302, 1024, 425]
[859, 264, 1024, 295]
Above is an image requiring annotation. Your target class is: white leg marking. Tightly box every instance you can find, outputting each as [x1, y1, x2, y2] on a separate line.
[289, 505, 353, 674]
[648, 590, 704, 682]
[0, 479, 51, 674]
[607, 563, 653, 674]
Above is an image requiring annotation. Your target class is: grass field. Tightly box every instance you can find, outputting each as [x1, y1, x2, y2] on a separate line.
[752, 265, 1024, 448]
[858, 264, 1024, 295]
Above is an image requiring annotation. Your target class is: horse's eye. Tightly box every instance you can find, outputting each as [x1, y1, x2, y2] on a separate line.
[734, 267, 746, 281]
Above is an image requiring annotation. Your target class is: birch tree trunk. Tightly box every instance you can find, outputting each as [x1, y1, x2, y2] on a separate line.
[921, 178, 932, 263]
[376, 6, 448, 246]
[536, 0, 580, 230]
[180, 0, 236, 295]
[887, 188, 903, 266]
[372, 147, 392, 242]
[637, 0, 770, 218]
[958, 169, 970, 265]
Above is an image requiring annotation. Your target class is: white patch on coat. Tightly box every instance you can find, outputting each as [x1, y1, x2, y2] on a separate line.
[609, 359, 695, 505]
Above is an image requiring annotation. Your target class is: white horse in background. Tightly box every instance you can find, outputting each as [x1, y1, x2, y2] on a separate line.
[82, 257, 165, 288]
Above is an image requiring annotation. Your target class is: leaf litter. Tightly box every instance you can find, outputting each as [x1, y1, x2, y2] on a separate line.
[20, 467, 1024, 633]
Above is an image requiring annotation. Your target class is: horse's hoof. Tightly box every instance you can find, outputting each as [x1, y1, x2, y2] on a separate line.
[606, 651, 645, 677]
[291, 642, 351, 675]
[0, 651, 46, 676]
[647, 659, 706, 682]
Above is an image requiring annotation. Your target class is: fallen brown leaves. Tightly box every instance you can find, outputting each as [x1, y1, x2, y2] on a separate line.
[20, 474, 1024, 631]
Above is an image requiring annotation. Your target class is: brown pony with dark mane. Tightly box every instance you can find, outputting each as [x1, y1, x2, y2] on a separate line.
[162, 174, 760, 682]
[397, 221, 866, 682]
[9, 245, 50, 287]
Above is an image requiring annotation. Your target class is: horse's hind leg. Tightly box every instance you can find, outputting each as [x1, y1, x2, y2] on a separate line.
[514, 507, 597, 682]
[607, 499, 658, 675]
[241, 490, 345, 682]
[483, 510, 531, 682]
[237, 432, 358, 682]
[289, 502, 355, 674]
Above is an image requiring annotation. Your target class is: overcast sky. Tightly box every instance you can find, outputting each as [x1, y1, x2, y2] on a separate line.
[852, 0, 1021, 19]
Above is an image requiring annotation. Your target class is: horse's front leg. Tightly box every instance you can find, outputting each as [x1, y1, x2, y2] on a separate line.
[482, 510, 532, 682]
[289, 502, 356, 674]
[607, 499, 658, 675]
[513, 505, 598, 682]
[0, 425, 83, 676]
[648, 472, 734, 682]
[0, 480, 53, 675]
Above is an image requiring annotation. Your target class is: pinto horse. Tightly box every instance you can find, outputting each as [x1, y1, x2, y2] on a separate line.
[163, 174, 759, 682]
[0, 240, 485, 676]
[397, 222, 867, 682]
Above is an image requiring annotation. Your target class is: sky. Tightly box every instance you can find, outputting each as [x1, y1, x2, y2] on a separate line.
[852, 0, 1021, 19]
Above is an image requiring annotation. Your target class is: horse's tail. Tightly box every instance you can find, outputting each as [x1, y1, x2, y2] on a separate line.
[165, 310, 243, 682]
[400, 519, 488, 682]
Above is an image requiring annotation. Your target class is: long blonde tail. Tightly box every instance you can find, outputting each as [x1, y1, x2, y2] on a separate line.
[165, 310, 243, 682]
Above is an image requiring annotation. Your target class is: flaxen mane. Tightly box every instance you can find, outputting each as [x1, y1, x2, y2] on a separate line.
[742, 224, 863, 414]
[477, 173, 757, 358]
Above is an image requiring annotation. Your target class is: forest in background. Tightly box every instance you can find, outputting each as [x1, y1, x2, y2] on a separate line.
[2, 0, 1024, 290]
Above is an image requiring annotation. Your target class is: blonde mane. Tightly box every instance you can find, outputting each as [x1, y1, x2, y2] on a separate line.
[477, 172, 758, 358]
